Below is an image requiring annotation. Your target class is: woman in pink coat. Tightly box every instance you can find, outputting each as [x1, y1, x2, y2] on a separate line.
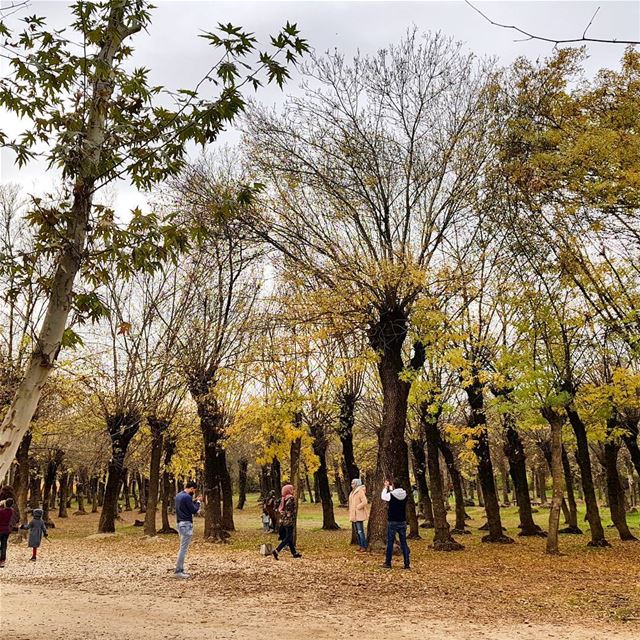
[348, 479, 368, 551]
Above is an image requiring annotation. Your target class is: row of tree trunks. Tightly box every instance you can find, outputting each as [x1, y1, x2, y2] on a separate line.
[564, 398, 609, 547]
[560, 447, 581, 533]
[236, 458, 248, 510]
[159, 436, 177, 534]
[437, 437, 469, 535]
[465, 378, 512, 544]
[602, 415, 636, 541]
[421, 402, 464, 551]
[58, 470, 70, 518]
[502, 410, 545, 536]
[410, 437, 434, 528]
[366, 312, 422, 549]
[98, 412, 141, 533]
[310, 421, 339, 530]
[143, 417, 168, 536]
[544, 407, 564, 555]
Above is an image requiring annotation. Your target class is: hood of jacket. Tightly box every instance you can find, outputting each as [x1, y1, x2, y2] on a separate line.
[390, 487, 407, 500]
[32, 508, 43, 519]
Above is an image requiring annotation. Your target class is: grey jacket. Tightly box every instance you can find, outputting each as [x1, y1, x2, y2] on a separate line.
[25, 509, 48, 548]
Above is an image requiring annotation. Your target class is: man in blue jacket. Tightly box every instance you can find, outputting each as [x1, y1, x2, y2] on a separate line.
[174, 481, 202, 579]
[381, 479, 410, 569]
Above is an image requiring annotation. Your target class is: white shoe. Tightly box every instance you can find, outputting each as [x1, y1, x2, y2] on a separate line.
[173, 571, 191, 579]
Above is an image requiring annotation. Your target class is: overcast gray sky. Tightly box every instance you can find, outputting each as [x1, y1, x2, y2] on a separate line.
[1, 0, 638, 215]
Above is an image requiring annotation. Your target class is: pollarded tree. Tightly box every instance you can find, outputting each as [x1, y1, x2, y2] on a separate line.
[245, 30, 495, 547]
[80, 276, 166, 533]
[167, 166, 264, 539]
[131, 270, 188, 536]
[0, 0, 308, 479]
[497, 48, 640, 467]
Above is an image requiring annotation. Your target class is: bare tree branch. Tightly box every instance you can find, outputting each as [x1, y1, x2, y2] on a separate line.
[466, 1, 640, 46]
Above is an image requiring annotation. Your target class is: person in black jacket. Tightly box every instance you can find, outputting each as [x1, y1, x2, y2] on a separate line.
[381, 479, 410, 569]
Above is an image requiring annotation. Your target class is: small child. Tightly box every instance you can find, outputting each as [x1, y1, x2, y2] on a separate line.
[22, 508, 48, 561]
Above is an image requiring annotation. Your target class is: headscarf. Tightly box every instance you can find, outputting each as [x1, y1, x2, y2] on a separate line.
[351, 478, 362, 488]
[279, 484, 294, 512]
[33, 508, 43, 519]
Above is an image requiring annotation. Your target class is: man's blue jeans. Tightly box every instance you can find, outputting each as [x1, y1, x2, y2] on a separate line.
[176, 521, 193, 573]
[385, 521, 409, 567]
[354, 521, 367, 549]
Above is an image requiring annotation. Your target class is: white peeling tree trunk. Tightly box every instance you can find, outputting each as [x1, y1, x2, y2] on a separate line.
[0, 6, 139, 479]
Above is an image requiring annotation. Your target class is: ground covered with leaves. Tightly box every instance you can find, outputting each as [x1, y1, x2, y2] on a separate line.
[1, 497, 639, 639]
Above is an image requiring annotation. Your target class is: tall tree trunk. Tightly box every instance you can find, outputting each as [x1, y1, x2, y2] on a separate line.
[50, 478, 58, 509]
[259, 465, 269, 498]
[137, 474, 147, 513]
[290, 435, 302, 546]
[536, 465, 548, 504]
[90, 476, 98, 513]
[58, 470, 70, 518]
[311, 423, 339, 530]
[559, 446, 581, 533]
[503, 415, 544, 536]
[604, 416, 636, 541]
[366, 312, 422, 550]
[422, 403, 463, 552]
[564, 401, 609, 547]
[144, 417, 167, 536]
[437, 436, 468, 534]
[159, 436, 177, 534]
[42, 451, 62, 526]
[220, 449, 235, 531]
[236, 458, 248, 510]
[66, 473, 74, 508]
[0, 5, 142, 480]
[271, 458, 282, 494]
[410, 438, 434, 528]
[337, 385, 360, 482]
[122, 469, 131, 511]
[98, 413, 139, 533]
[621, 416, 640, 477]
[131, 470, 139, 510]
[465, 379, 512, 543]
[333, 459, 348, 507]
[75, 467, 88, 515]
[15, 430, 31, 525]
[305, 472, 313, 500]
[544, 408, 564, 555]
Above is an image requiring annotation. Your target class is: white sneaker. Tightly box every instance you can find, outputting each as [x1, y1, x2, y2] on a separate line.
[173, 571, 191, 579]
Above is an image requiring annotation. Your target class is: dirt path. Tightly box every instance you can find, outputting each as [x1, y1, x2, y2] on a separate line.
[1, 509, 639, 639]
[1, 583, 636, 640]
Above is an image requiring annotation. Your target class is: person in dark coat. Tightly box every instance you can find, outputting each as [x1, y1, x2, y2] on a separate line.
[0, 498, 16, 567]
[381, 479, 410, 569]
[0, 485, 19, 529]
[22, 507, 48, 561]
[271, 484, 301, 560]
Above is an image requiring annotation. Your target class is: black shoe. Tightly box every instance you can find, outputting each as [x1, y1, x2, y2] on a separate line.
[272, 550, 279, 560]
[381, 563, 391, 569]
[403, 565, 411, 570]
[293, 553, 302, 558]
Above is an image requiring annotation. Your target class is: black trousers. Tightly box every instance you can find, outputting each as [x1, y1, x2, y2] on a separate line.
[0, 532, 9, 561]
[276, 525, 298, 555]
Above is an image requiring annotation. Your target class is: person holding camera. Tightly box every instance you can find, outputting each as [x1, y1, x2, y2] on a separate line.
[381, 479, 410, 569]
[173, 481, 203, 579]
